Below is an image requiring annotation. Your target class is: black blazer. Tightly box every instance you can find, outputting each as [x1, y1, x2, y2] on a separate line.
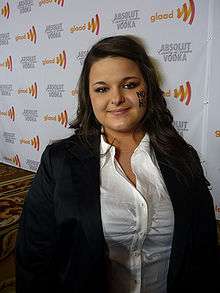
[16, 135, 219, 293]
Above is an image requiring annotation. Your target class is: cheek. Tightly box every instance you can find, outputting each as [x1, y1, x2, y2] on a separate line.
[135, 89, 147, 108]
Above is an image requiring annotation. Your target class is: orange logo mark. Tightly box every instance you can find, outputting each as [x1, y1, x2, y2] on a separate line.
[174, 81, 191, 105]
[29, 82, 38, 98]
[177, 0, 195, 25]
[56, 50, 66, 69]
[31, 135, 40, 151]
[88, 14, 100, 35]
[5, 154, 21, 167]
[54, 0, 64, 6]
[8, 106, 16, 121]
[0, 56, 13, 71]
[12, 154, 21, 167]
[215, 130, 220, 137]
[57, 110, 68, 127]
[26, 26, 37, 44]
[1, 2, 10, 19]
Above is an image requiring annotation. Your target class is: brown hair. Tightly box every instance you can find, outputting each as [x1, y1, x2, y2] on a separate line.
[71, 35, 203, 184]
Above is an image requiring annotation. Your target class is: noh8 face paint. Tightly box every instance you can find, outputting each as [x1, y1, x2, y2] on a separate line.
[136, 90, 146, 108]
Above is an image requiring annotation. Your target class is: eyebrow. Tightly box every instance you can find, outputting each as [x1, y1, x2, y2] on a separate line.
[91, 76, 140, 86]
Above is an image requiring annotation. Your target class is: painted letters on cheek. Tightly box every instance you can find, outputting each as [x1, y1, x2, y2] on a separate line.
[136, 90, 146, 108]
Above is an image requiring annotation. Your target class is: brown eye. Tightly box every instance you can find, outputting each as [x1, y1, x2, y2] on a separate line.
[94, 87, 108, 93]
[123, 82, 139, 89]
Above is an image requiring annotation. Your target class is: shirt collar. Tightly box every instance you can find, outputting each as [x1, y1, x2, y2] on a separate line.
[100, 133, 151, 169]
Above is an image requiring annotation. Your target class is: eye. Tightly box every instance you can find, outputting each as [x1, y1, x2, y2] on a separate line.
[123, 82, 139, 89]
[94, 87, 108, 93]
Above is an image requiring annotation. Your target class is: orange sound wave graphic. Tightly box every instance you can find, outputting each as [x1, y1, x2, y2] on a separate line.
[5, 56, 12, 71]
[8, 106, 16, 121]
[12, 154, 21, 167]
[57, 110, 68, 127]
[54, 0, 64, 7]
[31, 135, 40, 151]
[28, 82, 38, 98]
[177, 0, 195, 25]
[1, 2, 10, 19]
[27, 26, 37, 43]
[88, 14, 100, 35]
[174, 81, 191, 105]
[56, 50, 66, 69]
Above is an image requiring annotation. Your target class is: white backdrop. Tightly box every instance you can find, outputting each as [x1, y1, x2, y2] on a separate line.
[0, 0, 219, 219]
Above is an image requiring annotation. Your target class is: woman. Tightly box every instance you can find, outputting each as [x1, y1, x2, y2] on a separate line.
[16, 35, 219, 293]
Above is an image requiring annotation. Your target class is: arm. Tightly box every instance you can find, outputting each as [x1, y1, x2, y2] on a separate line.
[16, 146, 59, 293]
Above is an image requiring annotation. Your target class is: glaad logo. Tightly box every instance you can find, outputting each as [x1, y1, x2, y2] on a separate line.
[17, 82, 38, 99]
[20, 135, 40, 151]
[42, 50, 67, 69]
[70, 14, 100, 35]
[215, 130, 220, 137]
[0, 106, 16, 121]
[150, 0, 195, 25]
[39, 0, 64, 7]
[4, 154, 21, 167]
[112, 10, 140, 30]
[1, 2, 10, 19]
[15, 26, 37, 44]
[44, 110, 68, 127]
[71, 88, 78, 97]
[163, 81, 191, 106]
[177, 0, 195, 25]
[158, 42, 192, 62]
[0, 56, 12, 71]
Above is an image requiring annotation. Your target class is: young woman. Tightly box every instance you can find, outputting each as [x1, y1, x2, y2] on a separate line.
[16, 35, 219, 293]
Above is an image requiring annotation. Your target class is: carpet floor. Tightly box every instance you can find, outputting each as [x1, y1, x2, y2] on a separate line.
[0, 163, 34, 293]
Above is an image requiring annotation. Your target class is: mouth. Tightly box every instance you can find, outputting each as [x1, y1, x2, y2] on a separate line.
[107, 107, 130, 115]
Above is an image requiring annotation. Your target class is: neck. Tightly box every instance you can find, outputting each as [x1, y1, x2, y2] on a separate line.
[104, 130, 145, 153]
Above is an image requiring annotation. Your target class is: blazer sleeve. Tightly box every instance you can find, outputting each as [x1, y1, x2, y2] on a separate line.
[16, 145, 59, 293]
[189, 147, 219, 291]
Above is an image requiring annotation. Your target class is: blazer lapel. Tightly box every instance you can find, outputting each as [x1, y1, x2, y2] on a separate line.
[66, 135, 105, 263]
[155, 151, 192, 285]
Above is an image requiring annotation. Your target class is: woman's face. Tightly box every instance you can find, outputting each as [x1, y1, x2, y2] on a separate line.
[89, 57, 147, 137]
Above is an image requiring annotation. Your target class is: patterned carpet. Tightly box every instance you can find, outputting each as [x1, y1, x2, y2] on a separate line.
[0, 163, 34, 293]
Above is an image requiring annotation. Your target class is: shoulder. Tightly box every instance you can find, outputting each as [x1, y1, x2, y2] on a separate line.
[40, 134, 100, 169]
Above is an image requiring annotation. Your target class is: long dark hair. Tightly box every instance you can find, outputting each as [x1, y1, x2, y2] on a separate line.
[71, 35, 203, 184]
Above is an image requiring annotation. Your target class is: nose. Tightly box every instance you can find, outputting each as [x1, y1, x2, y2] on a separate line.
[111, 88, 125, 106]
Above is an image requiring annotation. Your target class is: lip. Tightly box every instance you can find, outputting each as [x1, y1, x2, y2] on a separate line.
[107, 107, 130, 115]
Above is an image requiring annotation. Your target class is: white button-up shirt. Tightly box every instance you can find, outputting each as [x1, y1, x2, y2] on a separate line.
[100, 133, 174, 293]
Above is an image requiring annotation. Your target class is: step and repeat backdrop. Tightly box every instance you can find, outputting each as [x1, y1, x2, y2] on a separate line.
[0, 0, 219, 218]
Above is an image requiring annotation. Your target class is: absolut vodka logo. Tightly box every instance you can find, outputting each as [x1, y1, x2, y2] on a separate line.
[17, 0, 34, 14]
[0, 84, 13, 96]
[112, 10, 140, 30]
[0, 33, 10, 45]
[45, 23, 63, 39]
[20, 56, 37, 69]
[46, 84, 64, 97]
[158, 42, 192, 62]
[173, 120, 189, 136]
